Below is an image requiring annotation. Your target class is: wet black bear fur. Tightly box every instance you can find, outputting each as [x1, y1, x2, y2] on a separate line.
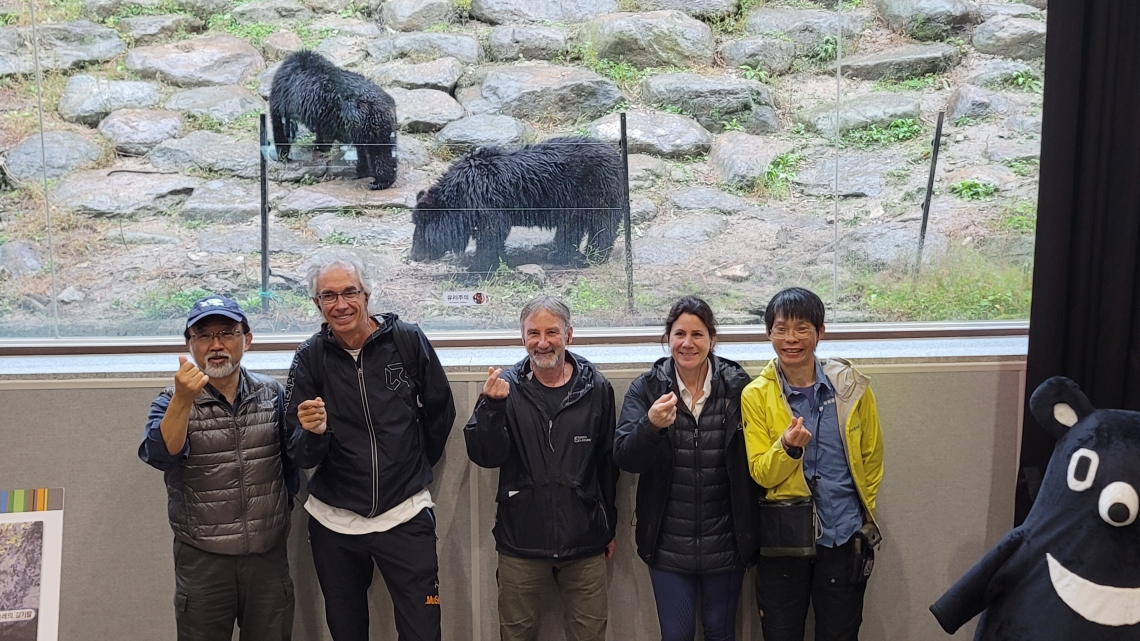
[269, 51, 397, 190]
[410, 137, 624, 272]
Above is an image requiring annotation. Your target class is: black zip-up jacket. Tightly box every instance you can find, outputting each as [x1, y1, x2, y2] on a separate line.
[285, 314, 456, 518]
[465, 352, 619, 560]
[615, 355, 762, 568]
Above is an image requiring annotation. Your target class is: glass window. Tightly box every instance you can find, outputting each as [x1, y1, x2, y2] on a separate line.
[0, 0, 1042, 338]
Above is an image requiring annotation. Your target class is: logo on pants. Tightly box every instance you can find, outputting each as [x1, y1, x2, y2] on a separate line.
[424, 595, 440, 605]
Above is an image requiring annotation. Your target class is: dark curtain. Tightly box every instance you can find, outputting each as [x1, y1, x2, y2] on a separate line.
[1017, 1, 1140, 524]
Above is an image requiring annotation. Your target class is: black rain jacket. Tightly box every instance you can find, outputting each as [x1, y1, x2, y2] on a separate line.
[285, 314, 456, 518]
[615, 355, 762, 568]
[465, 352, 618, 560]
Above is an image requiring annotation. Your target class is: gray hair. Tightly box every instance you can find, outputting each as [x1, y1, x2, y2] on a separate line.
[306, 252, 374, 299]
[519, 295, 571, 331]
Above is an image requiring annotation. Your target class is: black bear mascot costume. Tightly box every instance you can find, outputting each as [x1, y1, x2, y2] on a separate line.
[930, 376, 1140, 640]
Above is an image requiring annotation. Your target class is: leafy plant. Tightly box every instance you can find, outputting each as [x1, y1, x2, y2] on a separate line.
[454, 0, 471, 10]
[721, 118, 744, 131]
[207, 15, 278, 45]
[841, 119, 923, 148]
[565, 43, 648, 86]
[655, 103, 687, 115]
[1001, 201, 1038, 232]
[325, 231, 355, 245]
[954, 115, 979, 127]
[1004, 158, 1040, 177]
[765, 152, 802, 199]
[738, 65, 770, 83]
[948, 179, 997, 200]
[1004, 70, 1043, 93]
[875, 73, 948, 92]
[809, 36, 839, 65]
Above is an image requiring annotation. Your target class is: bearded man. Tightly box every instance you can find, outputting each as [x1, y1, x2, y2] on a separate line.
[140, 294, 298, 641]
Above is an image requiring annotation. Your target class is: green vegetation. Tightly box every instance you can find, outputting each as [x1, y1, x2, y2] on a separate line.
[183, 111, 260, 138]
[1001, 201, 1038, 232]
[701, 0, 761, 35]
[875, 73, 948, 92]
[721, 118, 744, 131]
[453, 0, 471, 11]
[655, 104, 688, 115]
[841, 119, 923, 148]
[137, 287, 212, 320]
[737, 65, 770, 84]
[808, 36, 839, 65]
[765, 152, 802, 199]
[565, 43, 648, 87]
[1004, 158, 1040, 177]
[858, 247, 1032, 321]
[481, 261, 541, 304]
[885, 167, 911, 185]
[948, 179, 997, 200]
[324, 231, 355, 245]
[295, 23, 338, 48]
[206, 15, 278, 45]
[565, 278, 629, 313]
[954, 115, 979, 127]
[1003, 69, 1043, 93]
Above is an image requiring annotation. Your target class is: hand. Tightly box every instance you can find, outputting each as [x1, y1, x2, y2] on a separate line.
[781, 416, 812, 449]
[483, 367, 510, 400]
[605, 538, 616, 560]
[298, 397, 328, 435]
[647, 392, 678, 430]
[172, 355, 209, 402]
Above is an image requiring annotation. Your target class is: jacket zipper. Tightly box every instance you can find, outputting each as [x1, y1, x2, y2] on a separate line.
[232, 412, 250, 554]
[357, 360, 380, 518]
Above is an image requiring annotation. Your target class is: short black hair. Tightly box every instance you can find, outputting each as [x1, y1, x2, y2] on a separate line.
[184, 318, 250, 341]
[764, 287, 825, 333]
[663, 296, 718, 350]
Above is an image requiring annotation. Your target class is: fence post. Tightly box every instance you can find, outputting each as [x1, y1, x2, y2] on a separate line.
[619, 113, 634, 317]
[916, 111, 945, 277]
[259, 113, 270, 313]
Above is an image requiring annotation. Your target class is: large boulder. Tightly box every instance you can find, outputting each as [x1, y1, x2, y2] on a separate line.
[638, 0, 738, 18]
[97, 109, 183, 156]
[367, 32, 483, 65]
[0, 21, 125, 76]
[745, 8, 864, 55]
[709, 131, 793, 189]
[796, 93, 921, 137]
[873, 0, 977, 40]
[4, 132, 103, 182]
[967, 60, 1034, 88]
[946, 84, 1013, 121]
[115, 14, 204, 45]
[306, 16, 383, 38]
[52, 169, 201, 217]
[435, 114, 534, 153]
[262, 31, 304, 61]
[668, 186, 752, 214]
[839, 43, 959, 80]
[151, 131, 325, 182]
[972, 15, 1047, 59]
[476, 64, 623, 124]
[164, 85, 265, 122]
[717, 36, 796, 75]
[126, 34, 266, 87]
[795, 154, 896, 197]
[487, 25, 569, 61]
[314, 35, 370, 69]
[365, 57, 463, 93]
[640, 73, 776, 134]
[588, 110, 712, 158]
[388, 88, 465, 133]
[231, 0, 312, 23]
[582, 10, 715, 68]
[57, 75, 162, 126]
[380, 0, 453, 31]
[469, 0, 617, 25]
[179, 179, 262, 222]
[978, 3, 1041, 19]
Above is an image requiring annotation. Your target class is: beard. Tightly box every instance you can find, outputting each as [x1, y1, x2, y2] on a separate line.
[201, 352, 239, 378]
[529, 348, 562, 371]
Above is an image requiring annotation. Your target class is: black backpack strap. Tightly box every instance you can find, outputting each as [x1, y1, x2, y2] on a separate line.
[310, 329, 325, 399]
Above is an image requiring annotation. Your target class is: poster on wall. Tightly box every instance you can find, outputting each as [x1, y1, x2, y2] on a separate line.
[0, 489, 64, 641]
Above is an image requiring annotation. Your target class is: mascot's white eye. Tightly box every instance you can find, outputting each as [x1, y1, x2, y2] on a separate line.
[1054, 402, 1080, 427]
[1099, 482, 1138, 527]
[1067, 448, 1099, 492]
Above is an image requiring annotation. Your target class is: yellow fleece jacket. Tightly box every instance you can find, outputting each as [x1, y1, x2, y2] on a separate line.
[741, 358, 884, 521]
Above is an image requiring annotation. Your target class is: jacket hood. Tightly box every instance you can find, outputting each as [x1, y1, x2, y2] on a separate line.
[511, 350, 598, 402]
[759, 357, 868, 399]
[648, 354, 752, 394]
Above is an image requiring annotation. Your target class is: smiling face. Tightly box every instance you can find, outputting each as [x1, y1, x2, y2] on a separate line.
[313, 265, 370, 339]
[669, 313, 714, 373]
[187, 318, 251, 378]
[522, 309, 572, 372]
[768, 313, 824, 371]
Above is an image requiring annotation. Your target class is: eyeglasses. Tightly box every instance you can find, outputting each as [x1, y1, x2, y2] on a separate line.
[190, 330, 243, 345]
[770, 326, 815, 340]
[315, 289, 364, 306]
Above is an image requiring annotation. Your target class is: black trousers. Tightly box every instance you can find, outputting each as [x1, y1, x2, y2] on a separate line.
[754, 539, 867, 641]
[308, 508, 441, 641]
[172, 537, 294, 641]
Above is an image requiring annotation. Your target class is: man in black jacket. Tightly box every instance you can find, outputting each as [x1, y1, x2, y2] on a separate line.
[465, 296, 619, 641]
[285, 253, 456, 641]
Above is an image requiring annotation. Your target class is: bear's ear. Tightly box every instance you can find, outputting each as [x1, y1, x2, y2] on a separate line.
[1030, 376, 1096, 439]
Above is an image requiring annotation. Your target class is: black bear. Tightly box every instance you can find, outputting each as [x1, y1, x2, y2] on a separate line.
[269, 51, 397, 190]
[930, 376, 1140, 640]
[409, 137, 624, 272]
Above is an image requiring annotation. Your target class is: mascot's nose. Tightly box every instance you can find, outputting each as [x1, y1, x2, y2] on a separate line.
[1099, 481, 1138, 527]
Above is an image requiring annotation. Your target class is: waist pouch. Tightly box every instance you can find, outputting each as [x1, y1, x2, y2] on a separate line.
[758, 496, 816, 557]
[849, 521, 881, 583]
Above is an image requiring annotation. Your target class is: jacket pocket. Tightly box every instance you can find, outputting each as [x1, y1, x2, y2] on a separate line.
[494, 488, 547, 552]
[562, 486, 608, 550]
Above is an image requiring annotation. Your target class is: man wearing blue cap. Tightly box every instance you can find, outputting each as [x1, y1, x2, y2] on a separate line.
[140, 295, 298, 641]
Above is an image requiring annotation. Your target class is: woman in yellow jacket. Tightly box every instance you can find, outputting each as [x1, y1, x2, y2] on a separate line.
[740, 288, 884, 641]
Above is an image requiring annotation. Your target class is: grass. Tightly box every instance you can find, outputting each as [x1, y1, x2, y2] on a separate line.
[858, 247, 1032, 321]
[954, 116, 979, 127]
[295, 22, 338, 48]
[874, 73, 948, 92]
[764, 152, 802, 199]
[841, 119, 922, 149]
[1004, 158, 1040, 177]
[206, 15, 279, 45]
[565, 277, 629, 313]
[183, 111, 260, 138]
[1000, 201, 1037, 232]
[701, 0, 761, 35]
[565, 43, 650, 87]
[136, 287, 213, 320]
[949, 179, 997, 200]
[324, 231, 355, 245]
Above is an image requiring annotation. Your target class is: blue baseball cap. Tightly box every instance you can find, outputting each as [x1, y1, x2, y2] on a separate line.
[186, 294, 249, 330]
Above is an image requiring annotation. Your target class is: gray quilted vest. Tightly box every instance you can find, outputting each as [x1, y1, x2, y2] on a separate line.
[164, 369, 290, 555]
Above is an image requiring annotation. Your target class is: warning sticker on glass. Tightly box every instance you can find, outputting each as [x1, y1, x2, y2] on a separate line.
[443, 291, 487, 306]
